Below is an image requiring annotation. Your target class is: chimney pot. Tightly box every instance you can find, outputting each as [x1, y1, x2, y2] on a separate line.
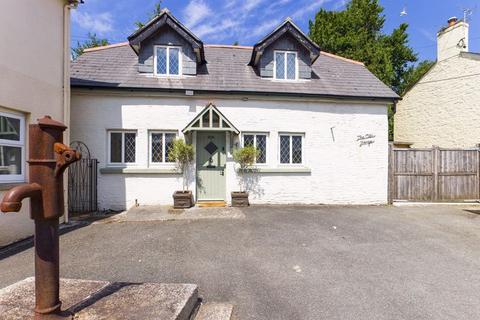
[448, 17, 458, 27]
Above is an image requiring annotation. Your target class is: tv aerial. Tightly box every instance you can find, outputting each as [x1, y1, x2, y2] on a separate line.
[462, 8, 473, 23]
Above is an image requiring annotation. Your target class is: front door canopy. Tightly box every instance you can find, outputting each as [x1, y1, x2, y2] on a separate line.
[183, 103, 240, 134]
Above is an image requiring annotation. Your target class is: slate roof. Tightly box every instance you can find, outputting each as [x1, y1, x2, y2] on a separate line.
[71, 43, 399, 101]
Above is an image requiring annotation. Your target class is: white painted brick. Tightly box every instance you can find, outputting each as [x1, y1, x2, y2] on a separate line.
[71, 93, 389, 210]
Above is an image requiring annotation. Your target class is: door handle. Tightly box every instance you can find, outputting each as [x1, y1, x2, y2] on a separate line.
[220, 170, 225, 176]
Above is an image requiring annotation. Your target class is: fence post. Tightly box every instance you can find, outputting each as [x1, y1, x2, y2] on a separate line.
[432, 145, 440, 201]
[477, 148, 480, 201]
[388, 143, 394, 204]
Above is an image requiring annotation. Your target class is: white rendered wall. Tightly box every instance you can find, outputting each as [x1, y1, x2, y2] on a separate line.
[0, 0, 68, 246]
[395, 55, 480, 148]
[71, 91, 389, 209]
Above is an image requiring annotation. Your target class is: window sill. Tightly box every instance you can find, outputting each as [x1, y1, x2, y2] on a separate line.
[238, 167, 311, 174]
[100, 167, 182, 174]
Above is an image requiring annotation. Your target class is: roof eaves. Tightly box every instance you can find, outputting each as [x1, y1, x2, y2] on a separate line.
[70, 84, 400, 102]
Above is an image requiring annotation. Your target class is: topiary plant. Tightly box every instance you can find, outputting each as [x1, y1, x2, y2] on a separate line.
[232, 146, 259, 192]
[168, 138, 195, 192]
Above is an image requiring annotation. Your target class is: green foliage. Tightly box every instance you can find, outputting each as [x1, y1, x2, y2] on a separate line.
[398, 60, 435, 96]
[232, 146, 259, 192]
[308, 0, 421, 141]
[72, 33, 109, 59]
[134, 0, 163, 30]
[309, 0, 417, 93]
[233, 146, 259, 171]
[168, 138, 194, 191]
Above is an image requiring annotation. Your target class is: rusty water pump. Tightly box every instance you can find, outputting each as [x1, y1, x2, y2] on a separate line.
[1, 116, 80, 317]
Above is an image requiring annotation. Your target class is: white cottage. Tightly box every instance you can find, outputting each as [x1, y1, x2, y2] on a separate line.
[70, 9, 398, 210]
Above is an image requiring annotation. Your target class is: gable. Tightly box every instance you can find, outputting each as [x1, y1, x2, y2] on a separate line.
[259, 33, 313, 79]
[249, 19, 320, 67]
[137, 24, 198, 75]
[128, 9, 205, 64]
[183, 104, 239, 134]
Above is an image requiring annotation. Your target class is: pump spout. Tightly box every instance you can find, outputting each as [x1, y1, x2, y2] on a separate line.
[1, 183, 43, 213]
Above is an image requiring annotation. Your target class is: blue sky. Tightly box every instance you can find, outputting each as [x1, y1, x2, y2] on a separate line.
[71, 0, 479, 62]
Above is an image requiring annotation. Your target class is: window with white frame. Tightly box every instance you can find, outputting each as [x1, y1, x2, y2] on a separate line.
[279, 134, 303, 164]
[150, 131, 177, 164]
[108, 131, 136, 164]
[154, 46, 181, 76]
[0, 112, 25, 182]
[274, 51, 297, 80]
[243, 133, 267, 164]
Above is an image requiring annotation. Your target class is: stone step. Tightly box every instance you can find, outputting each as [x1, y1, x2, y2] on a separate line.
[0, 277, 199, 320]
[194, 302, 234, 320]
[196, 201, 227, 208]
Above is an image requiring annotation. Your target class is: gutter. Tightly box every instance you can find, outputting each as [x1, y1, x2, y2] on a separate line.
[70, 84, 401, 103]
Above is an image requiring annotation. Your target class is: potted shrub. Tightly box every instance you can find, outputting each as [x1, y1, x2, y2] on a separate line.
[232, 146, 259, 207]
[168, 138, 195, 208]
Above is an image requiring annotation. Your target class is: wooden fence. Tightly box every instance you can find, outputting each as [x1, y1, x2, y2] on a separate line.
[388, 145, 480, 203]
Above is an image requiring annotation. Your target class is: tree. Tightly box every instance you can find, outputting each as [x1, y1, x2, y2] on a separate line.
[232, 146, 259, 192]
[134, 0, 163, 30]
[72, 33, 109, 59]
[309, 0, 432, 140]
[168, 139, 195, 192]
[398, 60, 435, 96]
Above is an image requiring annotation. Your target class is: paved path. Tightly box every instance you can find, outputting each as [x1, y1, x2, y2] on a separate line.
[1, 205, 480, 320]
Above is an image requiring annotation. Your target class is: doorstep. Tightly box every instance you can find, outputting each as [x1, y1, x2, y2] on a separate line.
[197, 201, 227, 208]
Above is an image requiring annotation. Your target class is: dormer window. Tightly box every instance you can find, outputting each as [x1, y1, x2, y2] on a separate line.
[274, 51, 297, 80]
[154, 45, 181, 76]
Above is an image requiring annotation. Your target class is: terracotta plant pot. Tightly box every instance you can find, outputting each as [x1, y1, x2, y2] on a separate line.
[173, 190, 194, 209]
[231, 191, 249, 207]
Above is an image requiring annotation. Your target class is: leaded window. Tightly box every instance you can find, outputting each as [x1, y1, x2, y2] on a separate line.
[243, 133, 267, 164]
[275, 51, 297, 80]
[109, 131, 136, 164]
[0, 112, 25, 182]
[279, 134, 303, 164]
[150, 132, 177, 163]
[155, 46, 181, 76]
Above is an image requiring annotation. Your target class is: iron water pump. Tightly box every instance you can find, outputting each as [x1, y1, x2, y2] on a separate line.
[1, 116, 81, 317]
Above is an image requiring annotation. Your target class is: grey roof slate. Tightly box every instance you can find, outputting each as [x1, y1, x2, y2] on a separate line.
[71, 44, 399, 100]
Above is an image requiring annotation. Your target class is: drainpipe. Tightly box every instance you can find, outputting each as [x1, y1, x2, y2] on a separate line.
[63, 2, 72, 223]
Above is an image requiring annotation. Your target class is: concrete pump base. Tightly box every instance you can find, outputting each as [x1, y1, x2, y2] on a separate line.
[0, 277, 198, 320]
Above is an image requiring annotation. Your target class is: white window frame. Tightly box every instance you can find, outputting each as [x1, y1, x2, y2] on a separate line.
[107, 130, 137, 166]
[153, 45, 183, 77]
[0, 111, 26, 183]
[242, 132, 268, 165]
[149, 131, 178, 165]
[273, 50, 298, 81]
[278, 133, 304, 165]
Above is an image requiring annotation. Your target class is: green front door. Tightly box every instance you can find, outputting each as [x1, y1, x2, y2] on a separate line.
[196, 132, 227, 201]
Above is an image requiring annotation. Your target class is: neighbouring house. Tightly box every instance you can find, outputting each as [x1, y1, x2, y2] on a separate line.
[70, 9, 398, 209]
[395, 17, 480, 148]
[0, 0, 80, 246]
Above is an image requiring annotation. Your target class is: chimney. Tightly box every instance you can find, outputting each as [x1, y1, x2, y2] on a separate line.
[437, 17, 469, 62]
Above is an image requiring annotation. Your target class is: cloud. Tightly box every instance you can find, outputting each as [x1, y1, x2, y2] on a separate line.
[249, 18, 282, 39]
[183, 0, 212, 29]
[71, 11, 114, 35]
[419, 28, 436, 42]
[291, 0, 330, 20]
[194, 18, 238, 39]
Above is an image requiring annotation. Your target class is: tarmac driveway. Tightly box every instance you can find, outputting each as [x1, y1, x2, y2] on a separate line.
[1, 205, 480, 320]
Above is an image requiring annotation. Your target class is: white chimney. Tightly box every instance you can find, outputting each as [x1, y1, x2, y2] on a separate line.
[437, 17, 469, 62]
